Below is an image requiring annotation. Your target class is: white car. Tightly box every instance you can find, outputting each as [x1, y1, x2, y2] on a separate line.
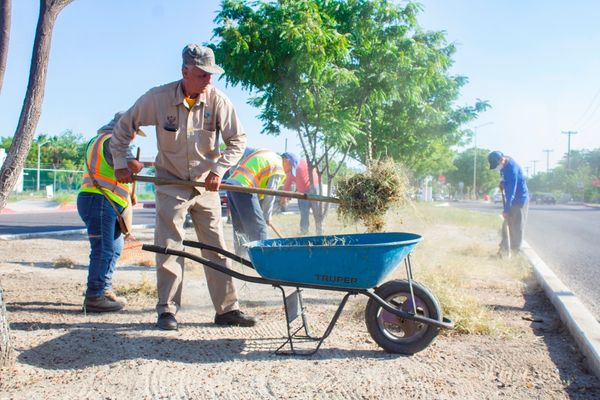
[493, 193, 503, 204]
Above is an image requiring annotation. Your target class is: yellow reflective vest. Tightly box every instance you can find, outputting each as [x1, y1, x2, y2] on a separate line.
[80, 133, 131, 208]
[229, 149, 286, 189]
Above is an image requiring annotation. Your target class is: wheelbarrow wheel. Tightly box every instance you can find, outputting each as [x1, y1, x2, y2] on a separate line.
[365, 279, 441, 354]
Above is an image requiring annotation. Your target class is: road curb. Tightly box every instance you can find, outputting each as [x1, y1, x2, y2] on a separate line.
[0, 224, 155, 241]
[523, 241, 600, 378]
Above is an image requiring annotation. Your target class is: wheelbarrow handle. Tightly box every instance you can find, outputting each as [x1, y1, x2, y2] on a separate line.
[133, 175, 340, 204]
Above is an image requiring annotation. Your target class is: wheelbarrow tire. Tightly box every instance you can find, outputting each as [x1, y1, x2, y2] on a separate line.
[365, 279, 441, 354]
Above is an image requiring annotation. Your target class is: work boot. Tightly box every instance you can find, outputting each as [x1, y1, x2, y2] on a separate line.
[214, 310, 257, 327]
[495, 249, 511, 259]
[83, 295, 123, 313]
[157, 312, 178, 331]
[104, 290, 128, 306]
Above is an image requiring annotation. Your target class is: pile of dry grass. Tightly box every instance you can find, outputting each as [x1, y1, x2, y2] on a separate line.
[115, 274, 156, 299]
[336, 159, 410, 232]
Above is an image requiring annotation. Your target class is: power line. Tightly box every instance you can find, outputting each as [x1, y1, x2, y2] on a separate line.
[574, 87, 600, 131]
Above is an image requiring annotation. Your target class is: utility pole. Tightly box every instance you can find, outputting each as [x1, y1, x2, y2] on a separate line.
[531, 160, 539, 176]
[542, 149, 553, 173]
[562, 131, 577, 170]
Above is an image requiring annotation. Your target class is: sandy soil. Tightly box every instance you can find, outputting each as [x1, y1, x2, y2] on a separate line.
[1, 218, 600, 399]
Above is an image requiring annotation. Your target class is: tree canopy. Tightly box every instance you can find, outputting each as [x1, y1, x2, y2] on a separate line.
[528, 148, 600, 202]
[0, 130, 86, 170]
[444, 147, 498, 199]
[212, 0, 488, 184]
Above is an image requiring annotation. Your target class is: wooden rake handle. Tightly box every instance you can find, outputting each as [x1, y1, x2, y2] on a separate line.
[133, 175, 340, 204]
[130, 148, 141, 206]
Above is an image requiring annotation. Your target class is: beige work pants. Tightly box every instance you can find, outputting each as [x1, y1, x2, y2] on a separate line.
[154, 186, 239, 316]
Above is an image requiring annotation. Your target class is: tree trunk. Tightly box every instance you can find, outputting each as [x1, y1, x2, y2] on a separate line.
[0, 0, 10, 94]
[0, 0, 73, 211]
[0, 286, 13, 367]
[0, 0, 73, 368]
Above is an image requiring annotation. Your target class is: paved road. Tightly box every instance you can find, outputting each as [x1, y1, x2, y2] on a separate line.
[0, 202, 295, 236]
[0, 208, 157, 235]
[452, 200, 600, 321]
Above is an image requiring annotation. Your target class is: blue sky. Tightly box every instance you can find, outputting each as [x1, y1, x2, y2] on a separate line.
[2, 1, 600, 174]
[418, 0, 600, 173]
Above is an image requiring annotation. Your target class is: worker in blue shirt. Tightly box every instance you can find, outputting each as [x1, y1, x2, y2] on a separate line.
[488, 151, 529, 256]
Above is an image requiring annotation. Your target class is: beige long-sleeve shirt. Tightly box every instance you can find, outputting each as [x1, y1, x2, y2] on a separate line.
[110, 80, 246, 183]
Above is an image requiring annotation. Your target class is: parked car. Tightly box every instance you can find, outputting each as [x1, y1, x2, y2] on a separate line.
[493, 192, 503, 204]
[535, 193, 556, 205]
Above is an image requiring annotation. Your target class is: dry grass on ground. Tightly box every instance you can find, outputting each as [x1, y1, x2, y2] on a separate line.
[2, 201, 600, 399]
[115, 202, 529, 337]
[264, 202, 530, 337]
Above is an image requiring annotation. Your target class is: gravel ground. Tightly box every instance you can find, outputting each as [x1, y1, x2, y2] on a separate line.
[1, 217, 599, 399]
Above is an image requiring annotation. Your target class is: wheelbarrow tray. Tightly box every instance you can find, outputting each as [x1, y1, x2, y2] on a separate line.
[245, 232, 422, 289]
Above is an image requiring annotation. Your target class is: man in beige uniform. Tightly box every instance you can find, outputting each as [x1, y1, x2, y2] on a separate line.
[111, 43, 256, 330]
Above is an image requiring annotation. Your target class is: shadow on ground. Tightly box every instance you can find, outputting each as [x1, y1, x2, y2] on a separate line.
[15, 322, 399, 369]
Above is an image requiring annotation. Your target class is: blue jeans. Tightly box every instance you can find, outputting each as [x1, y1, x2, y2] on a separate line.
[298, 187, 321, 235]
[298, 199, 312, 234]
[226, 181, 267, 256]
[77, 192, 124, 298]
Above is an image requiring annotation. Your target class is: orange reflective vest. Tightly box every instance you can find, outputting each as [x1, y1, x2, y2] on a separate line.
[80, 133, 131, 208]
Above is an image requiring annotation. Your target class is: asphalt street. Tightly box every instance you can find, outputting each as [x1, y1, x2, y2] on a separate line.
[0, 208, 156, 235]
[0, 202, 295, 236]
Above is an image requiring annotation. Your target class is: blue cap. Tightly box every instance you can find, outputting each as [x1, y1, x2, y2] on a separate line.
[281, 152, 299, 176]
[488, 151, 504, 169]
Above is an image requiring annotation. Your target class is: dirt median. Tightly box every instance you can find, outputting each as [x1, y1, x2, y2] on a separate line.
[1, 216, 599, 399]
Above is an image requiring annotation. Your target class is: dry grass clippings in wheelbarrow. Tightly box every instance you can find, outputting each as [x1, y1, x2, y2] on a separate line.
[336, 159, 410, 232]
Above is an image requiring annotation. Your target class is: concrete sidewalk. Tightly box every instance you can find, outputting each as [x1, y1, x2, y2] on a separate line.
[0, 199, 74, 214]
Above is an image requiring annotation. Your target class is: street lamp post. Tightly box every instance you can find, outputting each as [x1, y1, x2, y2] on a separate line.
[542, 149, 553, 173]
[471, 122, 493, 199]
[531, 160, 539, 176]
[37, 140, 50, 192]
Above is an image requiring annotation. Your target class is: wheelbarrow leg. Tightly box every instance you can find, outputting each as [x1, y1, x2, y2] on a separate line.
[274, 285, 353, 356]
[279, 287, 317, 339]
[297, 288, 314, 338]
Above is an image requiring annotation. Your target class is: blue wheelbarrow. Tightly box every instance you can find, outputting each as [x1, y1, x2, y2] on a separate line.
[143, 232, 454, 355]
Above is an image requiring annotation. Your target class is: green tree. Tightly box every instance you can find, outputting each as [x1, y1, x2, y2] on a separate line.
[44, 130, 86, 169]
[0, 136, 12, 150]
[321, 0, 489, 176]
[0, 0, 74, 210]
[0, 0, 9, 94]
[445, 148, 498, 199]
[2, 131, 86, 170]
[526, 148, 600, 203]
[0, 0, 74, 369]
[214, 0, 354, 233]
[59, 159, 82, 190]
[213, 0, 487, 228]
